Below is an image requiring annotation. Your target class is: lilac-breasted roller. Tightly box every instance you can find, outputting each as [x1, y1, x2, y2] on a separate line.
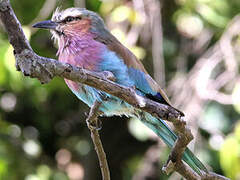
[33, 8, 207, 174]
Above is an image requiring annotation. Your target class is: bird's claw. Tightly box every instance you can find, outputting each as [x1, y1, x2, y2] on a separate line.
[87, 119, 102, 131]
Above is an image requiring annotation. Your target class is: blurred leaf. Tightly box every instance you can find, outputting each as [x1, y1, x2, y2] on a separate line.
[100, 1, 115, 15]
[0, 159, 7, 177]
[235, 122, 240, 141]
[232, 83, 240, 113]
[52, 172, 68, 180]
[3, 45, 24, 91]
[111, 5, 131, 22]
[0, 44, 8, 85]
[197, 4, 229, 28]
[37, 165, 51, 180]
[220, 123, 240, 179]
[129, 46, 146, 60]
[207, 0, 230, 16]
[86, 0, 101, 12]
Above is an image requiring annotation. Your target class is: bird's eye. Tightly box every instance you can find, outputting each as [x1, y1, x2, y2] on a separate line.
[65, 16, 75, 22]
[75, 16, 82, 20]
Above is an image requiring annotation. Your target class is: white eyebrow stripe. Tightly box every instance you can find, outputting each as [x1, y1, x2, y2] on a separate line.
[52, 8, 86, 22]
[61, 11, 81, 20]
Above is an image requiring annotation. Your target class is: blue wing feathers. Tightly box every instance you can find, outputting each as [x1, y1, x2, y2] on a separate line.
[100, 49, 134, 87]
[128, 67, 169, 104]
[128, 67, 154, 94]
[100, 49, 169, 105]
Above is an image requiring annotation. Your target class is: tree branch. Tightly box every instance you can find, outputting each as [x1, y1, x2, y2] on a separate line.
[86, 101, 110, 180]
[0, 0, 229, 179]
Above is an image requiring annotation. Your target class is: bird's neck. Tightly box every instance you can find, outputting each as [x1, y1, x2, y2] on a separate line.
[57, 32, 92, 54]
[57, 32, 105, 70]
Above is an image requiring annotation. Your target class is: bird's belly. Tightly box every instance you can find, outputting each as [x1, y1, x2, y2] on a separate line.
[66, 80, 134, 117]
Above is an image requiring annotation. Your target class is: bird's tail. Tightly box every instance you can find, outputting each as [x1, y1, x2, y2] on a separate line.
[138, 112, 208, 175]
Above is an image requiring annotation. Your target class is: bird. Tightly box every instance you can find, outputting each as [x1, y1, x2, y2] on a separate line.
[32, 7, 207, 174]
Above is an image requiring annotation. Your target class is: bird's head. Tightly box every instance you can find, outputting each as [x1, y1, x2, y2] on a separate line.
[33, 8, 106, 40]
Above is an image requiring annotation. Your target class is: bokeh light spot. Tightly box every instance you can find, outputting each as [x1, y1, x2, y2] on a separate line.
[75, 140, 90, 156]
[176, 14, 203, 38]
[0, 93, 17, 112]
[55, 149, 72, 166]
[8, 124, 21, 138]
[66, 163, 84, 180]
[209, 134, 224, 150]
[23, 126, 39, 140]
[23, 140, 41, 157]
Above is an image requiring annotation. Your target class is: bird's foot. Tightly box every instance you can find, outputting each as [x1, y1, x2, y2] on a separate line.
[87, 118, 102, 131]
[102, 71, 116, 81]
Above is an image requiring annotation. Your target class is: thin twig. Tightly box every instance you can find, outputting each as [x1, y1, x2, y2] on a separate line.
[86, 101, 110, 180]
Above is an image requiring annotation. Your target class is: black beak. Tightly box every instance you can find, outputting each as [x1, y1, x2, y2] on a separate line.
[32, 20, 58, 30]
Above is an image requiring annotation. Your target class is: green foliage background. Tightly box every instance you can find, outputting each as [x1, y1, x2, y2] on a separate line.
[0, 0, 240, 179]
